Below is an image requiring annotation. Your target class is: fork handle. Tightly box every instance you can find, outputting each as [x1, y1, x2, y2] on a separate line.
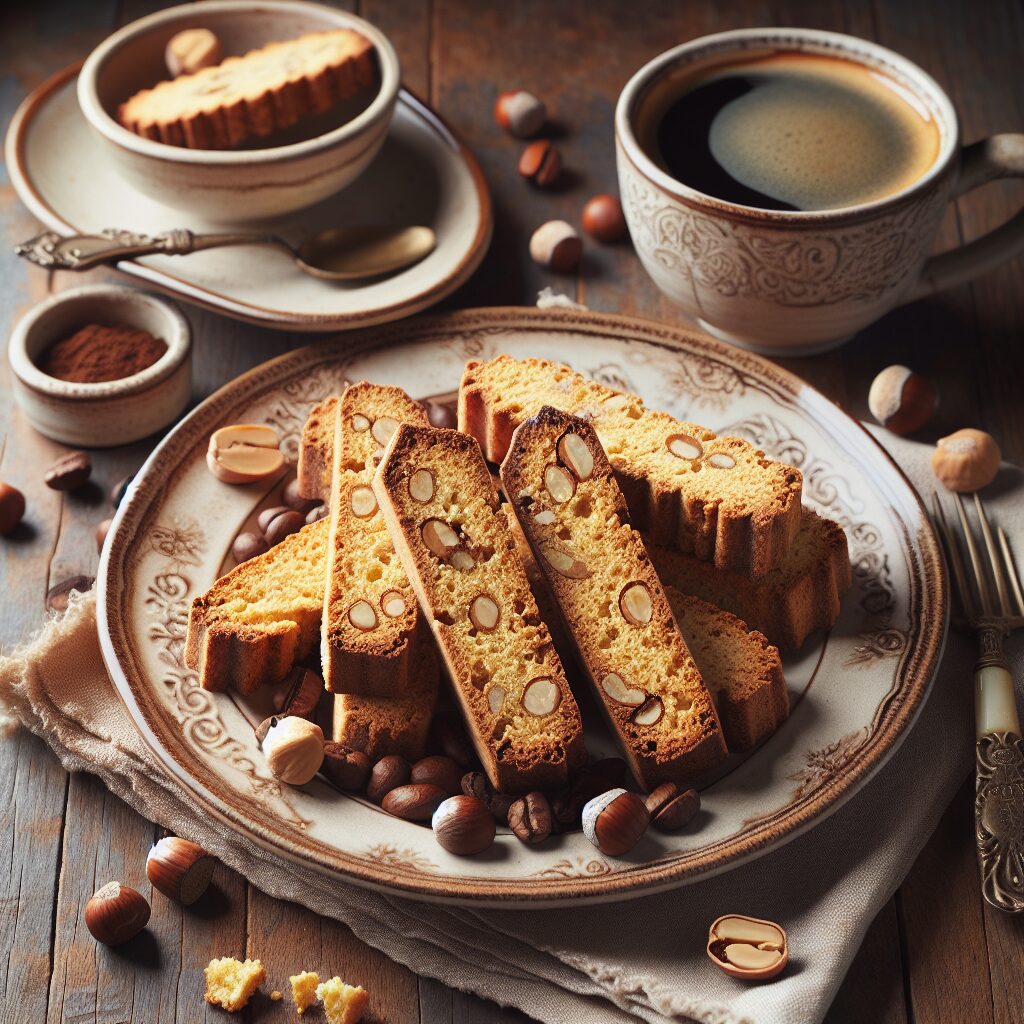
[975, 663, 1024, 913]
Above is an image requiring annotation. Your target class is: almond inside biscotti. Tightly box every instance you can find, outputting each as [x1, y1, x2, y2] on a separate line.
[372, 424, 585, 793]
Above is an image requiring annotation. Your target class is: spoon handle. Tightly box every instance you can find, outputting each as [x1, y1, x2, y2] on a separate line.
[14, 228, 287, 271]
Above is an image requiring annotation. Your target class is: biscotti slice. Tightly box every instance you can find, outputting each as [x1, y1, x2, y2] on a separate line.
[186, 519, 327, 694]
[501, 406, 727, 789]
[459, 354, 802, 578]
[119, 29, 376, 150]
[322, 383, 429, 696]
[666, 588, 788, 751]
[330, 635, 440, 761]
[298, 396, 339, 501]
[372, 423, 586, 793]
[648, 508, 852, 650]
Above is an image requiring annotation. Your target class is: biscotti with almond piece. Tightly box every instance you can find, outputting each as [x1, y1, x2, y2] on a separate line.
[186, 519, 327, 694]
[459, 354, 802, 578]
[372, 423, 586, 794]
[501, 406, 727, 789]
[330, 632, 439, 761]
[321, 383, 429, 696]
[648, 508, 851, 650]
[298, 396, 339, 501]
[667, 589, 788, 751]
[119, 29, 376, 150]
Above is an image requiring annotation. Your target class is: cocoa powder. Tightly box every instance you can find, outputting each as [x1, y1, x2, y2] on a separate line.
[38, 323, 167, 383]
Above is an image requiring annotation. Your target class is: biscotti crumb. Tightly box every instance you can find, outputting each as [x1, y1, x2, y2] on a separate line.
[204, 957, 266, 1012]
[316, 976, 369, 1024]
[270, 989, 283, 1001]
[290, 970, 320, 1014]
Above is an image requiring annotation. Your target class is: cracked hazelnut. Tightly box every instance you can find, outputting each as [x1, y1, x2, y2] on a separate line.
[409, 468, 435, 503]
[147, 836, 215, 905]
[601, 672, 645, 706]
[350, 485, 377, 518]
[632, 696, 664, 726]
[519, 139, 562, 188]
[380, 590, 408, 617]
[45, 451, 92, 491]
[540, 543, 590, 578]
[932, 428, 1001, 492]
[529, 221, 582, 272]
[371, 416, 399, 446]
[494, 89, 546, 137]
[868, 365, 937, 435]
[348, 599, 379, 631]
[507, 791, 552, 844]
[85, 882, 150, 945]
[207, 424, 284, 485]
[469, 593, 501, 631]
[645, 783, 700, 831]
[582, 194, 626, 242]
[261, 716, 324, 785]
[582, 788, 649, 856]
[707, 915, 788, 981]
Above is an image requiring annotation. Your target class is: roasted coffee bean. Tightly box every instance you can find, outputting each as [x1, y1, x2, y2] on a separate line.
[321, 743, 371, 791]
[45, 451, 92, 492]
[232, 531, 268, 564]
[263, 509, 305, 547]
[507, 791, 552, 844]
[257, 505, 291, 534]
[282, 476, 319, 514]
[410, 755, 463, 796]
[366, 755, 411, 804]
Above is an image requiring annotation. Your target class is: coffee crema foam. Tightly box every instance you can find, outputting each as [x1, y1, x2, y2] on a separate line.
[655, 52, 941, 212]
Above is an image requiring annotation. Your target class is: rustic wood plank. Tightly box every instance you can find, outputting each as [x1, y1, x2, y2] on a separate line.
[360, 0, 431, 99]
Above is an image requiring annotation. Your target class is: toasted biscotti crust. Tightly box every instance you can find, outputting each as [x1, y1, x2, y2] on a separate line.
[459, 355, 803, 579]
[185, 518, 328, 694]
[119, 29, 376, 150]
[330, 637, 439, 761]
[666, 588, 788, 751]
[298, 396, 339, 501]
[501, 406, 727, 789]
[322, 383, 428, 696]
[373, 423, 586, 794]
[648, 508, 852, 650]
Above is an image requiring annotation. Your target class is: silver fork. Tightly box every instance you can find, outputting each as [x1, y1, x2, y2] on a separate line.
[931, 491, 1024, 913]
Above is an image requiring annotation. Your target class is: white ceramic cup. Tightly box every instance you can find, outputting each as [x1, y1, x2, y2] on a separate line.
[616, 28, 1024, 356]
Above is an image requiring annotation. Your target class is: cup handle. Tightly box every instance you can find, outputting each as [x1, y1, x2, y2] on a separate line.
[906, 134, 1024, 303]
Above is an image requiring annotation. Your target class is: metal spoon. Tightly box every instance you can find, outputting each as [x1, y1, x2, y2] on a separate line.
[14, 224, 436, 281]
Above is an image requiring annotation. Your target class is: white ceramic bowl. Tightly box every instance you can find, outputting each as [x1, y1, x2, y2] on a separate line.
[9, 284, 192, 447]
[77, 1, 400, 222]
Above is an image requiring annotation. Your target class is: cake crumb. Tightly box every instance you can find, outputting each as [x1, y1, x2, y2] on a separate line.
[290, 971, 320, 1014]
[316, 976, 369, 1024]
[270, 989, 283, 1001]
[204, 957, 266, 1012]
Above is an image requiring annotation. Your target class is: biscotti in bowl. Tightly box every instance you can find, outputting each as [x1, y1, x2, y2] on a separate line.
[77, 0, 400, 219]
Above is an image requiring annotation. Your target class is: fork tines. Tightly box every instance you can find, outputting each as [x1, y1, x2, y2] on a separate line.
[930, 491, 1024, 627]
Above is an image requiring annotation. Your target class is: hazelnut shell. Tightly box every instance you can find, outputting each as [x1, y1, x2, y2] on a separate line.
[146, 836, 215, 905]
[85, 882, 150, 945]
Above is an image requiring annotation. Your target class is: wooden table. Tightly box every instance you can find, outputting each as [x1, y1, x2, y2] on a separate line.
[2, 1, 1021, 1021]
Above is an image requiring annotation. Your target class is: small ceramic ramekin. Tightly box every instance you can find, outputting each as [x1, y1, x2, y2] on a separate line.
[77, 0, 401, 221]
[8, 284, 192, 447]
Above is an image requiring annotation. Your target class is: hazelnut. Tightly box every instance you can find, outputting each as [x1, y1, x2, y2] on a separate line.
[932, 428, 1001, 493]
[410, 755, 463, 796]
[46, 575, 94, 613]
[382, 782, 448, 821]
[263, 509, 305, 547]
[645, 783, 700, 832]
[321, 743, 371, 791]
[707, 914, 788, 981]
[282, 476, 319, 514]
[551, 758, 628, 831]
[146, 836, 215, 905]
[507, 791, 552, 844]
[207, 424, 284, 485]
[582, 788, 649, 856]
[84, 882, 150, 945]
[518, 139, 562, 188]
[0, 482, 26, 535]
[494, 89, 547, 137]
[165, 27, 222, 77]
[232, 531, 268, 564]
[867, 365, 937, 434]
[95, 517, 113, 553]
[582, 194, 627, 242]
[529, 221, 582, 273]
[432, 795, 496, 855]
[261, 716, 324, 785]
[44, 450, 92, 491]
[366, 755, 411, 804]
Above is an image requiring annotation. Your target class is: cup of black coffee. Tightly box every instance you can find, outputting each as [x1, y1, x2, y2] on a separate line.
[615, 28, 1024, 355]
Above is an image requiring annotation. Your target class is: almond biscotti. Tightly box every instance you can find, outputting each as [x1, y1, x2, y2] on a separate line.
[372, 423, 586, 794]
[501, 406, 727, 789]
[119, 29, 376, 150]
[321, 383, 429, 696]
[298, 396, 339, 501]
[648, 508, 851, 650]
[459, 355, 802, 578]
[666, 589, 788, 751]
[330, 639, 439, 762]
[186, 518, 327, 694]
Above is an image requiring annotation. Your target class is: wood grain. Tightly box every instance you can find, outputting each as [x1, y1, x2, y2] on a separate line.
[1, 2, 1022, 1022]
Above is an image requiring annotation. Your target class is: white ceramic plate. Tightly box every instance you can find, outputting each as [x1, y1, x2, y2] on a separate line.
[97, 308, 946, 906]
[5, 65, 492, 332]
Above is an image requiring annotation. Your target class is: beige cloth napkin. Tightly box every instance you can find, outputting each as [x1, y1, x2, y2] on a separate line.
[2, 431, 1021, 1024]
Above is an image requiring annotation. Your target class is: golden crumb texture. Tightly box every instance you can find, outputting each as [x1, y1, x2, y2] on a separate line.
[290, 970, 320, 1014]
[204, 957, 266, 1012]
[459, 354, 803, 578]
[317, 976, 370, 1024]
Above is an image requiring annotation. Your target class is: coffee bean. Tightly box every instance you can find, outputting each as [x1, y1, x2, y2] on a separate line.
[263, 509, 304, 546]
[366, 755, 411, 804]
[257, 505, 291, 534]
[507, 791, 552, 844]
[44, 451, 92, 492]
[282, 477, 318, 514]
[46, 575, 95, 613]
[305, 504, 328, 524]
[321, 743, 371, 791]
[410, 755, 463, 796]
[232, 531, 268, 564]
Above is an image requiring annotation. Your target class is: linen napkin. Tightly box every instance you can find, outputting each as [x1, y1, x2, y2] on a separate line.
[2, 431, 1021, 1024]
